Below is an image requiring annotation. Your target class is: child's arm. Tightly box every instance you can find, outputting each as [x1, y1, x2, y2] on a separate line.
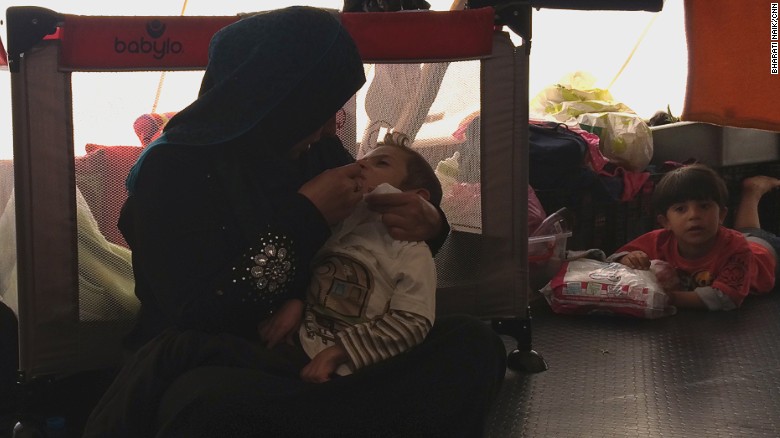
[666, 290, 705, 308]
[695, 243, 754, 310]
[666, 286, 737, 310]
[615, 250, 651, 270]
[607, 231, 661, 269]
[338, 310, 432, 369]
[300, 310, 431, 383]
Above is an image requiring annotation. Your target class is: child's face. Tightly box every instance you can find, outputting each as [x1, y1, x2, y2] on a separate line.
[658, 199, 727, 255]
[357, 146, 409, 193]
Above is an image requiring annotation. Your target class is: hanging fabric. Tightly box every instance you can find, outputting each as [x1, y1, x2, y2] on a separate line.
[682, 0, 780, 131]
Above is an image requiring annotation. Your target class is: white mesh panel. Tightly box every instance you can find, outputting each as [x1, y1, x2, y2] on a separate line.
[0, 161, 17, 317]
[70, 71, 204, 324]
[358, 61, 482, 232]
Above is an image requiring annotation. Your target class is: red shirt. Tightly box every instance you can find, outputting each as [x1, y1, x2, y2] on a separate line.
[616, 227, 776, 307]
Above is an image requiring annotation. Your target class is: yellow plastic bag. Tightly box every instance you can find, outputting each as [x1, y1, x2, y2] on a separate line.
[530, 72, 653, 172]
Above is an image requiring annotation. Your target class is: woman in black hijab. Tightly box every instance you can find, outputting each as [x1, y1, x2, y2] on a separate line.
[84, 7, 505, 438]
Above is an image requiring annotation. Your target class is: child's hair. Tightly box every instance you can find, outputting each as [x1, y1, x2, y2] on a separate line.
[652, 164, 729, 215]
[378, 143, 443, 206]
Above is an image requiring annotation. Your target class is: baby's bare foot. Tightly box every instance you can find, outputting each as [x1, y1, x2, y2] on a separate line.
[742, 176, 780, 197]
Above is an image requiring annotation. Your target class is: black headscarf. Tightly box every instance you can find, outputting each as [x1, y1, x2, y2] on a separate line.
[127, 6, 366, 192]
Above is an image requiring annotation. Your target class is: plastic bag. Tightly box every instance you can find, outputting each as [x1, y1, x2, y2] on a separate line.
[531, 207, 571, 237]
[435, 151, 460, 197]
[578, 112, 653, 172]
[529, 71, 653, 172]
[435, 152, 480, 231]
[540, 259, 676, 319]
[529, 72, 630, 120]
[528, 187, 546, 234]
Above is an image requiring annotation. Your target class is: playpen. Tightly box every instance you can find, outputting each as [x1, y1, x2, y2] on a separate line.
[1, 5, 548, 390]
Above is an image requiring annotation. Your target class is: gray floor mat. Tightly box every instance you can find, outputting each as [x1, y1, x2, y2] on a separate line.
[486, 291, 780, 438]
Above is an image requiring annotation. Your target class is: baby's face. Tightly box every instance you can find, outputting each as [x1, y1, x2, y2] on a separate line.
[357, 146, 409, 193]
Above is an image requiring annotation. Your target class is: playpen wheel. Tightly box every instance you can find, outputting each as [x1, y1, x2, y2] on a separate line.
[507, 349, 548, 373]
[491, 316, 548, 373]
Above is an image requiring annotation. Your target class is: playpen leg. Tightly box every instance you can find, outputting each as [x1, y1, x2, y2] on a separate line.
[492, 311, 548, 373]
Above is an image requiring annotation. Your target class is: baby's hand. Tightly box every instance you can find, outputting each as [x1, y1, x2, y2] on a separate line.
[300, 345, 348, 383]
[619, 251, 651, 270]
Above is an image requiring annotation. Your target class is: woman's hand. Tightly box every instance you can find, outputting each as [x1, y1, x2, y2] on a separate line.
[301, 344, 348, 383]
[298, 163, 363, 226]
[365, 191, 442, 242]
[258, 299, 304, 349]
[618, 251, 651, 270]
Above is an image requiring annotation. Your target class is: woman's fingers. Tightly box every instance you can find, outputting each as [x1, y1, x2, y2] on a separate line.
[298, 163, 363, 225]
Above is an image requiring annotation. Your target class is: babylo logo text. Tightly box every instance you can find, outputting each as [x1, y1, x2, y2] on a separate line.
[114, 20, 183, 60]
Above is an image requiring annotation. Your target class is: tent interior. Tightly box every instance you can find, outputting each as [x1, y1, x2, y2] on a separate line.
[1, 0, 780, 437]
